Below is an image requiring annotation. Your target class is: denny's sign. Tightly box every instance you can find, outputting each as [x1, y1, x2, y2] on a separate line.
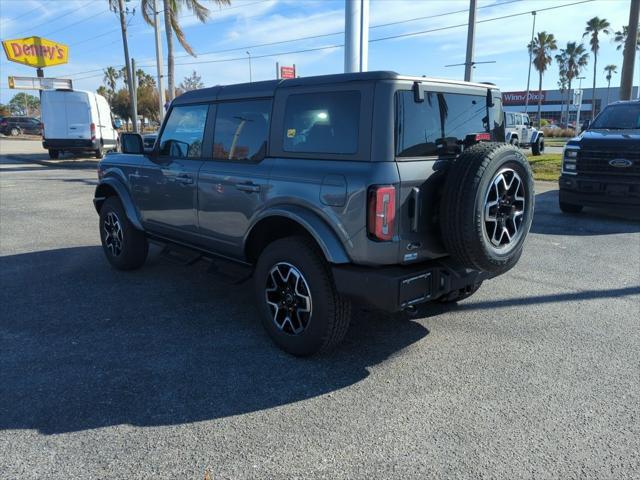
[2, 36, 69, 68]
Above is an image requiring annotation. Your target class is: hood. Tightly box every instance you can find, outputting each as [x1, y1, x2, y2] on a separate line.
[573, 129, 640, 151]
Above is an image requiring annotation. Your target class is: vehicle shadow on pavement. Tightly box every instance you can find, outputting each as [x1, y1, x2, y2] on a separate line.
[0, 246, 429, 435]
[531, 190, 640, 236]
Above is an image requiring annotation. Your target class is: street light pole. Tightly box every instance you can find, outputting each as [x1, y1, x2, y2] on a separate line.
[524, 11, 536, 113]
[246, 51, 252, 83]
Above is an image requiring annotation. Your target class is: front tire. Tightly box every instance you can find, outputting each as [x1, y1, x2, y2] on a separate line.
[94, 147, 104, 159]
[48, 149, 59, 160]
[10, 127, 20, 136]
[99, 196, 148, 270]
[254, 236, 351, 356]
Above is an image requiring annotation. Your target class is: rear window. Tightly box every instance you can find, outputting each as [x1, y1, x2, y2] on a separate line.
[395, 90, 490, 157]
[283, 91, 360, 155]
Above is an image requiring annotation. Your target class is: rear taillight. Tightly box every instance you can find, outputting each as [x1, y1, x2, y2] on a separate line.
[475, 133, 491, 141]
[90, 122, 96, 140]
[367, 185, 396, 241]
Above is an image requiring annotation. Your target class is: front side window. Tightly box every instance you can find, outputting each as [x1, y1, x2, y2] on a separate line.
[283, 91, 360, 155]
[395, 90, 489, 157]
[158, 104, 208, 159]
[213, 99, 271, 161]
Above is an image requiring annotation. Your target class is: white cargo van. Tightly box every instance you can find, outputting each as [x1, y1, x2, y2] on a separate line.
[41, 90, 119, 159]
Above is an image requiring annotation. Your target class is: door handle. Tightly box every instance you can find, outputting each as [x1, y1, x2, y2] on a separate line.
[235, 183, 261, 193]
[176, 174, 194, 185]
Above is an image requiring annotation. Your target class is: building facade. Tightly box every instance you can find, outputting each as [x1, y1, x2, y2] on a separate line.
[502, 85, 639, 126]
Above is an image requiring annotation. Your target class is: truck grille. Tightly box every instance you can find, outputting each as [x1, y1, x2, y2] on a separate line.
[577, 150, 640, 176]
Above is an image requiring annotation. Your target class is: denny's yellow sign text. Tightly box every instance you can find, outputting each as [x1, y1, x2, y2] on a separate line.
[2, 36, 69, 68]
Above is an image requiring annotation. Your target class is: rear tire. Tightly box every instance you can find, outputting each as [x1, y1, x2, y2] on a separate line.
[94, 147, 104, 159]
[99, 196, 148, 270]
[254, 236, 351, 356]
[559, 201, 583, 214]
[439, 142, 534, 275]
[10, 127, 20, 136]
[510, 137, 519, 147]
[48, 149, 59, 160]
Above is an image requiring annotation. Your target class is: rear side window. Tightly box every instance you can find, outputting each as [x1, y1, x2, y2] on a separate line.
[283, 91, 360, 155]
[213, 99, 271, 161]
[159, 104, 208, 158]
[396, 90, 490, 157]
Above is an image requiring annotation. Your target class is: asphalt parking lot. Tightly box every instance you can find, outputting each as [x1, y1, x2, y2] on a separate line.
[1, 138, 639, 479]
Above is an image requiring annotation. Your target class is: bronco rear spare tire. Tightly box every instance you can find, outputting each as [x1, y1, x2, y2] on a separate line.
[439, 142, 534, 274]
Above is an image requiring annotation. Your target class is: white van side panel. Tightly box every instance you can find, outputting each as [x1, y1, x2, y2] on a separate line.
[95, 94, 118, 145]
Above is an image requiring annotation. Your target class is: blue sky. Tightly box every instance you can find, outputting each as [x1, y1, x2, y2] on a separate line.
[0, 0, 633, 103]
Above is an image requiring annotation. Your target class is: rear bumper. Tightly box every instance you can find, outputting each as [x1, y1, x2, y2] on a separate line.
[559, 174, 640, 208]
[332, 259, 490, 312]
[43, 138, 99, 151]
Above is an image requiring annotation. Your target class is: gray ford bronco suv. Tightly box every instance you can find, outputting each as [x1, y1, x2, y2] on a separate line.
[94, 71, 534, 356]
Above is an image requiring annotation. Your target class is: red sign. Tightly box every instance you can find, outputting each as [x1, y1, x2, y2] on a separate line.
[503, 90, 548, 105]
[280, 65, 296, 79]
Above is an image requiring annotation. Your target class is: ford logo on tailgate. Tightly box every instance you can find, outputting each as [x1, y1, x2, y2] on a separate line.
[608, 158, 633, 168]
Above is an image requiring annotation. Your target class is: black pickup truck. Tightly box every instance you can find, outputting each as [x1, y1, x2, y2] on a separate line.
[559, 100, 640, 213]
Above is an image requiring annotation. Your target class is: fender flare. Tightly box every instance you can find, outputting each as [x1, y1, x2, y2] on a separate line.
[530, 130, 543, 143]
[93, 176, 144, 231]
[247, 206, 351, 264]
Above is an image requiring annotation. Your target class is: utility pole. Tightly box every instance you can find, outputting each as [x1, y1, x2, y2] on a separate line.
[464, 0, 477, 82]
[344, 0, 369, 73]
[524, 11, 536, 113]
[113, 0, 138, 133]
[246, 51, 252, 82]
[132, 58, 139, 131]
[620, 0, 640, 100]
[153, 0, 165, 122]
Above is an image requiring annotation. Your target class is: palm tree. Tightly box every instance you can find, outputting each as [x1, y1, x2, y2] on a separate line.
[614, 25, 640, 53]
[558, 42, 589, 128]
[556, 51, 569, 125]
[140, 0, 230, 103]
[528, 31, 557, 128]
[583, 17, 610, 120]
[103, 66, 120, 97]
[604, 64, 618, 106]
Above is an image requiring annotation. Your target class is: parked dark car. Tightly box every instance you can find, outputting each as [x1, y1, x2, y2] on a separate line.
[0, 116, 42, 136]
[560, 100, 640, 213]
[94, 71, 534, 356]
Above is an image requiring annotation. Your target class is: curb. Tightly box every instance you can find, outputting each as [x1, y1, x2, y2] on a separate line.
[5, 154, 99, 169]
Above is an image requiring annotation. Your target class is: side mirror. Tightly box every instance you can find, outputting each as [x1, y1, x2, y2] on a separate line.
[120, 133, 144, 154]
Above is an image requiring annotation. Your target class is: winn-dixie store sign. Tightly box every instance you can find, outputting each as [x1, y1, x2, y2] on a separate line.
[2, 36, 69, 68]
[503, 90, 549, 105]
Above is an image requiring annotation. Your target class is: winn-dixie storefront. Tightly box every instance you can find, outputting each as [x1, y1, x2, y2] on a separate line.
[502, 86, 634, 124]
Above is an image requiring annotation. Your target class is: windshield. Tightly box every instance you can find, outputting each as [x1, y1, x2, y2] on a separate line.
[590, 103, 640, 130]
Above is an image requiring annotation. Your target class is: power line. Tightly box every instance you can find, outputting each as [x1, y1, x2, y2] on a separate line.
[65, 0, 595, 81]
[10, 0, 96, 36]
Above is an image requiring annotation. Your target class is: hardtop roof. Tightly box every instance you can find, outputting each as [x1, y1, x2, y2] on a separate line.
[172, 71, 494, 105]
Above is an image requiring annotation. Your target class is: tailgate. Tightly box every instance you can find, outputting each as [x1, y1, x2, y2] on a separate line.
[396, 160, 448, 263]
